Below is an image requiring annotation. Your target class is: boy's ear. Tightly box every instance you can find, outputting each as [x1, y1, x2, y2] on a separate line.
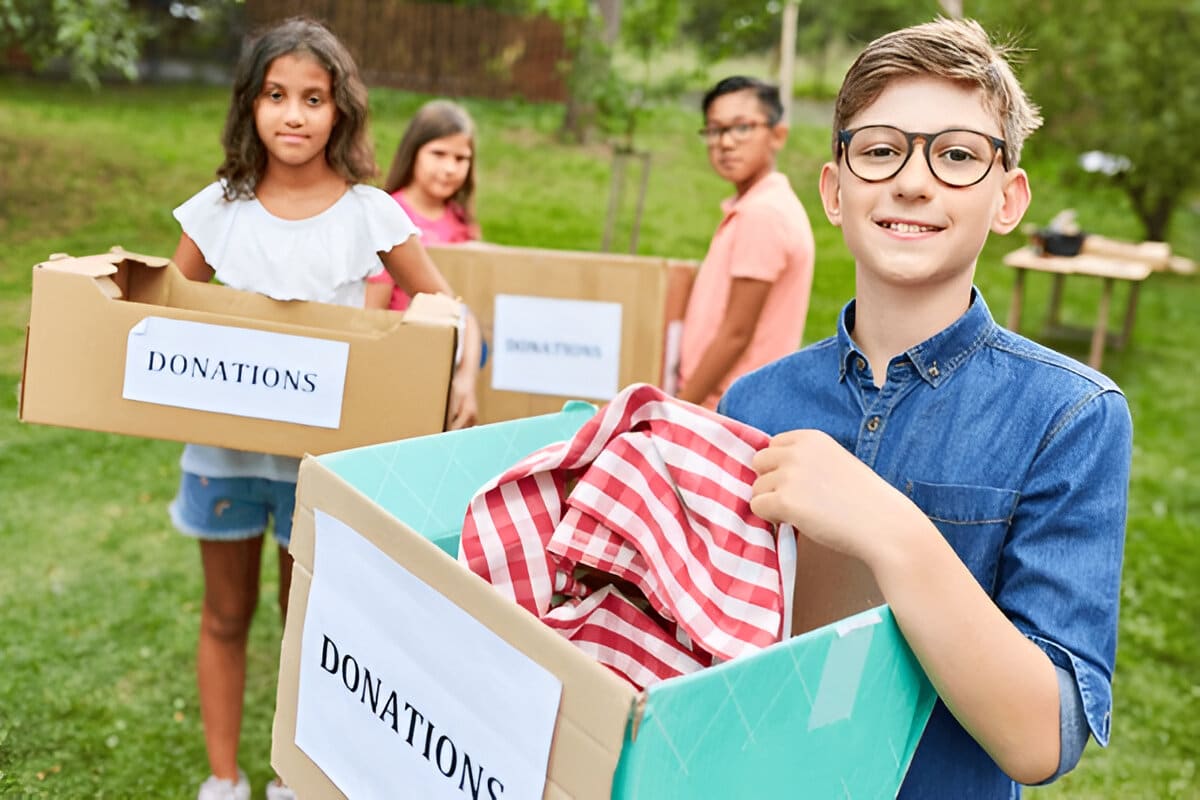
[769, 122, 789, 153]
[818, 162, 843, 227]
[991, 167, 1032, 235]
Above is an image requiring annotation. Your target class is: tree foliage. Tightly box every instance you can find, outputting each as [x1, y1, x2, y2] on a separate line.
[974, 0, 1200, 240]
[0, 0, 147, 86]
[523, 0, 695, 148]
[684, 0, 934, 62]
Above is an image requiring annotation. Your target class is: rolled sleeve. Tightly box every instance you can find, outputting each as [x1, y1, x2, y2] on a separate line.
[996, 387, 1131, 748]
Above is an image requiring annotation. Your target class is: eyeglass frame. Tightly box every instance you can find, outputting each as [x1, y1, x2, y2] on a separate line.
[697, 119, 773, 145]
[836, 125, 1010, 188]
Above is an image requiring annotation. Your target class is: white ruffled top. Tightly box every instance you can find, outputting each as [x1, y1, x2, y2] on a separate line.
[174, 181, 418, 306]
[172, 181, 418, 481]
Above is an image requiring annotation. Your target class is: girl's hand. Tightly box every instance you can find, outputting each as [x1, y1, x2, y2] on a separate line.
[444, 302, 482, 430]
[380, 238, 481, 430]
[446, 369, 478, 430]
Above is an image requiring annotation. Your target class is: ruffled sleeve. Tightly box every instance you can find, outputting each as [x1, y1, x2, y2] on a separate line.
[348, 185, 420, 279]
[169, 182, 421, 306]
[172, 182, 234, 265]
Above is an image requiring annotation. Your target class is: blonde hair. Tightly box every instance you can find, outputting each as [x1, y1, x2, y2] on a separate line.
[832, 18, 1042, 167]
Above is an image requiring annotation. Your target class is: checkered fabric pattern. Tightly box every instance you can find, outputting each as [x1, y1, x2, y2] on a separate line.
[460, 383, 794, 688]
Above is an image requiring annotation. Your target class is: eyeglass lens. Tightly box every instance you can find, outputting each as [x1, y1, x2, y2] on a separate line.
[844, 126, 999, 186]
[699, 121, 763, 143]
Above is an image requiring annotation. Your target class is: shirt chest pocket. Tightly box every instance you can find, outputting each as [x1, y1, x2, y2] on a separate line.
[904, 479, 1020, 593]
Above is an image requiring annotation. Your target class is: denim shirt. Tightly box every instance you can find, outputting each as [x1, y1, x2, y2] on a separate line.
[718, 291, 1131, 799]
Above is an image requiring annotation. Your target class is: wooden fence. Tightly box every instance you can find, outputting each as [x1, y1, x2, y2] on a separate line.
[245, 0, 568, 102]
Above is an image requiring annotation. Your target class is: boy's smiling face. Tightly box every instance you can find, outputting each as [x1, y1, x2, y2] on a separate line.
[819, 76, 1030, 292]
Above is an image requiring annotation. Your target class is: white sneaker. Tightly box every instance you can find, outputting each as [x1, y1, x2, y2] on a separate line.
[197, 769, 251, 800]
[265, 777, 296, 800]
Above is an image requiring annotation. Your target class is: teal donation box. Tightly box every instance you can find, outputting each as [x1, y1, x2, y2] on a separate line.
[273, 402, 935, 800]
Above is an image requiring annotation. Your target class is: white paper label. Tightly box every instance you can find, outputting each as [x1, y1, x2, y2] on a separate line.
[491, 294, 622, 400]
[122, 316, 349, 428]
[296, 510, 562, 800]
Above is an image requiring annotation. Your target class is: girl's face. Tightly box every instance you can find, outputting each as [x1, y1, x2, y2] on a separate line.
[254, 53, 338, 171]
[409, 132, 473, 204]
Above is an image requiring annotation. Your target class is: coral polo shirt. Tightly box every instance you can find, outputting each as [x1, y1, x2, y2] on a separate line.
[679, 171, 815, 409]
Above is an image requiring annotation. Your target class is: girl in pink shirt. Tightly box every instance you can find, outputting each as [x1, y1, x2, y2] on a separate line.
[367, 99, 481, 311]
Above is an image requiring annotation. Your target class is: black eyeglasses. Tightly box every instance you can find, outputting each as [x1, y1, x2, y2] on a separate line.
[837, 125, 1009, 187]
[698, 120, 771, 145]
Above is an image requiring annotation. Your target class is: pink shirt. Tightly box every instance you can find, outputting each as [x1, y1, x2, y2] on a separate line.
[679, 172, 815, 410]
[368, 190, 478, 310]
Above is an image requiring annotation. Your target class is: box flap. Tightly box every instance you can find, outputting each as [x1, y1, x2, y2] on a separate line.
[309, 402, 598, 560]
[402, 292, 462, 326]
[35, 247, 169, 279]
[612, 606, 935, 798]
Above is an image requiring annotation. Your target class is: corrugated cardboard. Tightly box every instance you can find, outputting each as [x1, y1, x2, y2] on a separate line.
[19, 248, 458, 457]
[274, 405, 935, 798]
[428, 243, 696, 425]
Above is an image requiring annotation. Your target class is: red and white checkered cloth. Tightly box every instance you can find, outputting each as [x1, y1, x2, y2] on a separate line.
[459, 383, 795, 689]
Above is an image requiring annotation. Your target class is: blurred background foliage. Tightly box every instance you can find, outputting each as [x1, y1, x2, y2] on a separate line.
[2, 0, 1196, 283]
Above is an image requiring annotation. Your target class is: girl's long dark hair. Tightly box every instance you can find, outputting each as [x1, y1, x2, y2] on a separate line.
[382, 99, 477, 224]
[217, 17, 376, 199]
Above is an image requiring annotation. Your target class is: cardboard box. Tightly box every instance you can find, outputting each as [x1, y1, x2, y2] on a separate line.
[428, 243, 696, 425]
[19, 248, 459, 457]
[274, 405, 936, 799]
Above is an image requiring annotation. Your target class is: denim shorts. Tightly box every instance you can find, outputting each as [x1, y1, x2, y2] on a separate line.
[169, 472, 297, 547]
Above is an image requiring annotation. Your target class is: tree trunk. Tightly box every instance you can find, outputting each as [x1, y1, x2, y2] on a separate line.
[597, 0, 622, 45]
[1126, 182, 1174, 242]
[559, 16, 600, 144]
[939, 0, 964, 17]
[1138, 198, 1173, 243]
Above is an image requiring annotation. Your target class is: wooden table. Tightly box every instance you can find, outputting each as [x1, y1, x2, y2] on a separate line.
[1003, 246, 1154, 370]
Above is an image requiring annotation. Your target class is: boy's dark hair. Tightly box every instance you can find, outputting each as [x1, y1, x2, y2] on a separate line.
[382, 99, 477, 224]
[217, 16, 376, 200]
[702, 77, 784, 126]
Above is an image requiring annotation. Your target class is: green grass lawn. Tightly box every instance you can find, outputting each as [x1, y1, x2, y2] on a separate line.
[1, 76, 1197, 799]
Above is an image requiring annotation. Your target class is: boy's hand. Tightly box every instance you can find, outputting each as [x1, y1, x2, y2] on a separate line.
[749, 429, 916, 566]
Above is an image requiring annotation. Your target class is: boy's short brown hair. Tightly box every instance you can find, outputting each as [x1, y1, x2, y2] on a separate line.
[832, 17, 1042, 168]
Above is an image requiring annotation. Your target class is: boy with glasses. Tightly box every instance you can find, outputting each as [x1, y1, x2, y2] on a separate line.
[720, 18, 1130, 798]
[676, 76, 815, 410]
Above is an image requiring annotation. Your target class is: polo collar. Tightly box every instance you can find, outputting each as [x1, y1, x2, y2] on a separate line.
[720, 171, 787, 216]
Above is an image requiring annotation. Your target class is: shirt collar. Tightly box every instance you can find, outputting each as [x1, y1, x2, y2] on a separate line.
[720, 171, 786, 216]
[836, 288, 998, 386]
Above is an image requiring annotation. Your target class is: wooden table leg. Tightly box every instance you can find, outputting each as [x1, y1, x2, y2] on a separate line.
[1045, 273, 1066, 329]
[1089, 277, 1114, 370]
[1007, 269, 1025, 331]
[1116, 281, 1141, 350]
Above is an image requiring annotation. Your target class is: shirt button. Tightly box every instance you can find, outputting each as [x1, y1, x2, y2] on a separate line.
[855, 357, 866, 371]
[866, 416, 880, 432]
[929, 361, 940, 378]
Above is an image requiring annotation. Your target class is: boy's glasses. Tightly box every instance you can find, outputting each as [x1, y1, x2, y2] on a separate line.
[698, 120, 770, 145]
[838, 125, 1009, 187]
